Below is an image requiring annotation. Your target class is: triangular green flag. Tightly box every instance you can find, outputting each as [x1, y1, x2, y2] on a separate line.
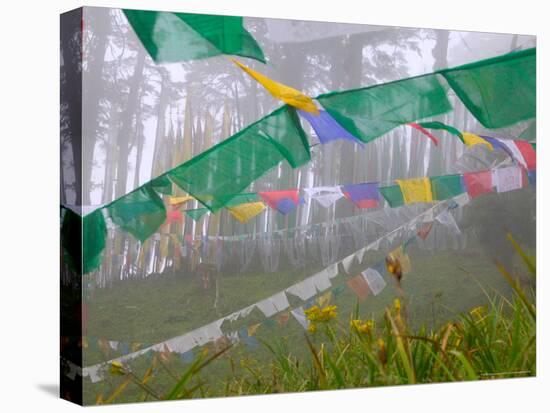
[123, 10, 265, 63]
[185, 208, 210, 222]
[439, 48, 535, 129]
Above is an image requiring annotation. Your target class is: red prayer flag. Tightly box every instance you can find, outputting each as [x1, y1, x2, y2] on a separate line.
[346, 274, 370, 301]
[514, 140, 536, 171]
[408, 122, 440, 146]
[259, 189, 300, 210]
[417, 222, 434, 240]
[463, 170, 493, 198]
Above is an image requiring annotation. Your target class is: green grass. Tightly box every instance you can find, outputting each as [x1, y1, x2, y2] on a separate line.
[82, 239, 535, 404]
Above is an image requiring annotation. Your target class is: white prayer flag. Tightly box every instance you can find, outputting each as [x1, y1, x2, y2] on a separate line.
[436, 209, 461, 234]
[286, 278, 317, 300]
[361, 268, 387, 296]
[290, 307, 309, 330]
[493, 166, 524, 193]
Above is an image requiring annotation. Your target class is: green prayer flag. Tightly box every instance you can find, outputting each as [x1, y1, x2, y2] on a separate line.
[316, 74, 452, 143]
[107, 184, 167, 242]
[61, 208, 107, 274]
[418, 121, 464, 143]
[168, 106, 310, 211]
[185, 208, 209, 221]
[439, 48, 535, 129]
[430, 174, 466, 201]
[123, 10, 265, 63]
[379, 185, 405, 208]
[224, 192, 260, 206]
[151, 175, 173, 195]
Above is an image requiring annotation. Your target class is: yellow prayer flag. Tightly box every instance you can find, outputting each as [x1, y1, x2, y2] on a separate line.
[168, 195, 194, 205]
[228, 202, 266, 223]
[462, 132, 493, 150]
[231, 59, 319, 115]
[396, 177, 433, 204]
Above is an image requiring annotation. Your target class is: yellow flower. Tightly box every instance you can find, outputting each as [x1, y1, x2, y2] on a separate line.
[109, 361, 125, 376]
[393, 298, 401, 313]
[305, 305, 338, 322]
[350, 319, 374, 334]
[307, 323, 317, 333]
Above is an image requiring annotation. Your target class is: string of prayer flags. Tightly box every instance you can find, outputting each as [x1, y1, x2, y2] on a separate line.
[430, 174, 466, 201]
[396, 177, 433, 204]
[361, 267, 387, 296]
[407, 122, 440, 145]
[438, 48, 535, 129]
[342, 182, 380, 208]
[463, 170, 494, 198]
[462, 132, 493, 150]
[123, 10, 266, 63]
[228, 202, 266, 223]
[231, 59, 319, 114]
[298, 109, 363, 145]
[303, 186, 344, 208]
[418, 121, 465, 143]
[316, 74, 452, 143]
[346, 274, 371, 301]
[286, 277, 318, 301]
[493, 166, 525, 193]
[107, 185, 167, 243]
[259, 189, 301, 215]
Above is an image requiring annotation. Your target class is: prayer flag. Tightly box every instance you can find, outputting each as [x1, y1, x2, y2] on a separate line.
[317, 74, 452, 143]
[232, 59, 319, 114]
[418, 121, 464, 143]
[417, 221, 433, 240]
[493, 166, 524, 193]
[388, 246, 411, 274]
[291, 307, 310, 330]
[379, 184, 405, 207]
[298, 109, 363, 144]
[439, 48, 535, 129]
[528, 170, 536, 186]
[169, 195, 194, 206]
[346, 274, 371, 301]
[303, 186, 344, 208]
[259, 189, 301, 215]
[228, 202, 266, 223]
[514, 140, 536, 170]
[396, 177, 433, 204]
[343, 182, 380, 208]
[185, 208, 209, 221]
[462, 132, 493, 150]
[361, 268, 387, 296]
[463, 170, 493, 198]
[407, 122, 439, 145]
[123, 10, 265, 63]
[430, 174, 465, 201]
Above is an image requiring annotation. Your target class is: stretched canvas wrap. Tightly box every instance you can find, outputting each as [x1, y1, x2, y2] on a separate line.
[60, 6, 536, 405]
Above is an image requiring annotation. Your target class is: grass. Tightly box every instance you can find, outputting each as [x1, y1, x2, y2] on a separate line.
[82, 236, 535, 404]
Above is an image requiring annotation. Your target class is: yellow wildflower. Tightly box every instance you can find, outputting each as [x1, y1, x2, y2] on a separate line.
[305, 304, 338, 322]
[350, 319, 374, 334]
[393, 298, 401, 313]
[307, 323, 317, 333]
